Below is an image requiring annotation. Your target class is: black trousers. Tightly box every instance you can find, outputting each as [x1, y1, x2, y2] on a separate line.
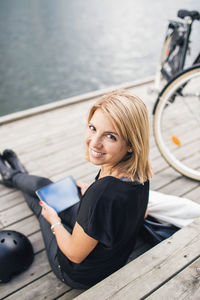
[12, 173, 86, 289]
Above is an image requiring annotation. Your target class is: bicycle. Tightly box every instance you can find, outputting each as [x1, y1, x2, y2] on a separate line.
[154, 9, 200, 92]
[153, 10, 200, 181]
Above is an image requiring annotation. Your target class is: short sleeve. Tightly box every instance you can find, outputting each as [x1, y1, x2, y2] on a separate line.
[76, 178, 121, 247]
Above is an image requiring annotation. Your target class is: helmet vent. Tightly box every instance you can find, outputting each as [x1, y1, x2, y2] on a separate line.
[7, 232, 11, 235]
[1, 239, 5, 243]
[13, 240, 17, 245]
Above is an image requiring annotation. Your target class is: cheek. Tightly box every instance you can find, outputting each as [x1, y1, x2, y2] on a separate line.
[84, 129, 90, 146]
[118, 143, 129, 156]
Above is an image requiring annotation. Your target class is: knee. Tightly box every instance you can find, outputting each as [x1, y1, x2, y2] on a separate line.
[35, 177, 52, 190]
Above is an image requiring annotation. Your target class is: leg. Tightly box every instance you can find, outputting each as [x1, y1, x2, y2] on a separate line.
[10, 173, 52, 216]
[12, 173, 52, 197]
[38, 214, 88, 288]
[23, 192, 69, 282]
[11, 174, 64, 278]
[13, 173, 78, 228]
[24, 192, 85, 288]
[12, 173, 79, 228]
[37, 209, 65, 281]
[0, 151, 84, 287]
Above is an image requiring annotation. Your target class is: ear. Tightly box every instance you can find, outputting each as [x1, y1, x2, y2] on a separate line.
[127, 148, 133, 153]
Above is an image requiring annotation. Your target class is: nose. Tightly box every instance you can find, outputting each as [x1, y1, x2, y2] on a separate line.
[90, 133, 102, 149]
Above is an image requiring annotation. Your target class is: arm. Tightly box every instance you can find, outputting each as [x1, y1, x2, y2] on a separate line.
[40, 201, 98, 264]
[54, 221, 98, 264]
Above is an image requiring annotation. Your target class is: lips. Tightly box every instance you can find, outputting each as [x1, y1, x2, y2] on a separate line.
[90, 148, 105, 158]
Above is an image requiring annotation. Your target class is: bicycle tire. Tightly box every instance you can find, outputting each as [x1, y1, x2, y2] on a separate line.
[153, 64, 200, 181]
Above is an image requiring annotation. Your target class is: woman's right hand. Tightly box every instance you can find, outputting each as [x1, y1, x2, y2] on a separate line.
[76, 181, 90, 195]
[39, 201, 61, 226]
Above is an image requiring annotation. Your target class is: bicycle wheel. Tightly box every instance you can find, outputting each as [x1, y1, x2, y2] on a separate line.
[153, 64, 200, 181]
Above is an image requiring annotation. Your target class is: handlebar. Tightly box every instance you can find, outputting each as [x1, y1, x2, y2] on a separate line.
[178, 9, 200, 21]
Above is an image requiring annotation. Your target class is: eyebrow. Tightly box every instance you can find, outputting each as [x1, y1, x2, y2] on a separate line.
[105, 131, 119, 136]
[88, 123, 119, 136]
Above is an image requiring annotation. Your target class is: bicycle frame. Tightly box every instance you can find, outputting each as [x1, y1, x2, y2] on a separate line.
[193, 52, 200, 65]
[153, 10, 200, 180]
[178, 17, 192, 70]
[156, 9, 200, 89]
[161, 18, 192, 81]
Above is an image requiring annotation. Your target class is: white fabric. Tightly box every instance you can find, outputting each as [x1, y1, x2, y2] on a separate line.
[148, 190, 200, 228]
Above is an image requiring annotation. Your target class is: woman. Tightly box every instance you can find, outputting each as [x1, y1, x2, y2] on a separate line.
[0, 90, 152, 289]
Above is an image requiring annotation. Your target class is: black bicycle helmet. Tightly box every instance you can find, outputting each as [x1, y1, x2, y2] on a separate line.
[0, 230, 34, 283]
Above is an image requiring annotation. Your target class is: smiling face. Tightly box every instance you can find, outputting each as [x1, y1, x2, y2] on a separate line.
[85, 108, 130, 174]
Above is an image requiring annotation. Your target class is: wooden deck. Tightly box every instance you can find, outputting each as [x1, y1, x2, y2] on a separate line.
[0, 78, 200, 299]
[75, 217, 200, 300]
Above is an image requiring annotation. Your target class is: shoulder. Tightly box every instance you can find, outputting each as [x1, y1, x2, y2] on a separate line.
[88, 176, 149, 192]
[85, 176, 132, 198]
[82, 176, 149, 207]
[86, 176, 121, 195]
[80, 176, 116, 208]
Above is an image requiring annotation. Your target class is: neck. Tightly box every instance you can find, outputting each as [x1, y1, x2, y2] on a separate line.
[99, 167, 129, 179]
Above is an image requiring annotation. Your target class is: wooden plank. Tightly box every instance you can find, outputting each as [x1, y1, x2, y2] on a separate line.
[0, 78, 153, 125]
[3, 272, 72, 300]
[0, 107, 88, 153]
[151, 154, 169, 173]
[146, 258, 200, 299]
[0, 121, 85, 155]
[52, 163, 98, 183]
[0, 80, 199, 300]
[0, 251, 52, 298]
[150, 167, 181, 191]
[57, 289, 84, 300]
[0, 162, 97, 230]
[4, 215, 40, 235]
[160, 176, 199, 197]
[0, 190, 23, 211]
[0, 202, 32, 228]
[149, 144, 162, 161]
[74, 218, 200, 300]
[184, 185, 200, 204]
[0, 82, 153, 153]
[2, 214, 43, 253]
[151, 143, 200, 176]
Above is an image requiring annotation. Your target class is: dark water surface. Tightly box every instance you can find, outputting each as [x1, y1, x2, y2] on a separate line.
[0, 0, 199, 116]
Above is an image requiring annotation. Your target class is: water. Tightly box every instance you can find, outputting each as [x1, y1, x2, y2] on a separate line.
[0, 0, 199, 116]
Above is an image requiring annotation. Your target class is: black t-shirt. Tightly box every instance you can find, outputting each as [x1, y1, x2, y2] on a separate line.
[57, 176, 149, 288]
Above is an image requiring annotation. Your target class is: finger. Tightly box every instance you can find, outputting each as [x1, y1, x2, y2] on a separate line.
[39, 201, 49, 207]
[39, 201, 49, 209]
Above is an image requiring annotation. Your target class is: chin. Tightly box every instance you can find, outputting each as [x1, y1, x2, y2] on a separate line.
[89, 157, 103, 166]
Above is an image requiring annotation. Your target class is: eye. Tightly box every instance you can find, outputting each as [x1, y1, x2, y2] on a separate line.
[88, 124, 95, 131]
[106, 134, 117, 141]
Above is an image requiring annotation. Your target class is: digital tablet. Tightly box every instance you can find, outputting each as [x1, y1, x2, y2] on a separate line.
[36, 176, 80, 213]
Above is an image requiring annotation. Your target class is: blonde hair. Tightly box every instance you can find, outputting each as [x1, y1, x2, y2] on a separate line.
[86, 89, 153, 183]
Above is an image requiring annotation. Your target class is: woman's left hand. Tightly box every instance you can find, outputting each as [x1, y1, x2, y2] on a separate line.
[39, 201, 61, 225]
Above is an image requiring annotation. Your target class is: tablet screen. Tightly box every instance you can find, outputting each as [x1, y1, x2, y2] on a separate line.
[36, 176, 80, 213]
